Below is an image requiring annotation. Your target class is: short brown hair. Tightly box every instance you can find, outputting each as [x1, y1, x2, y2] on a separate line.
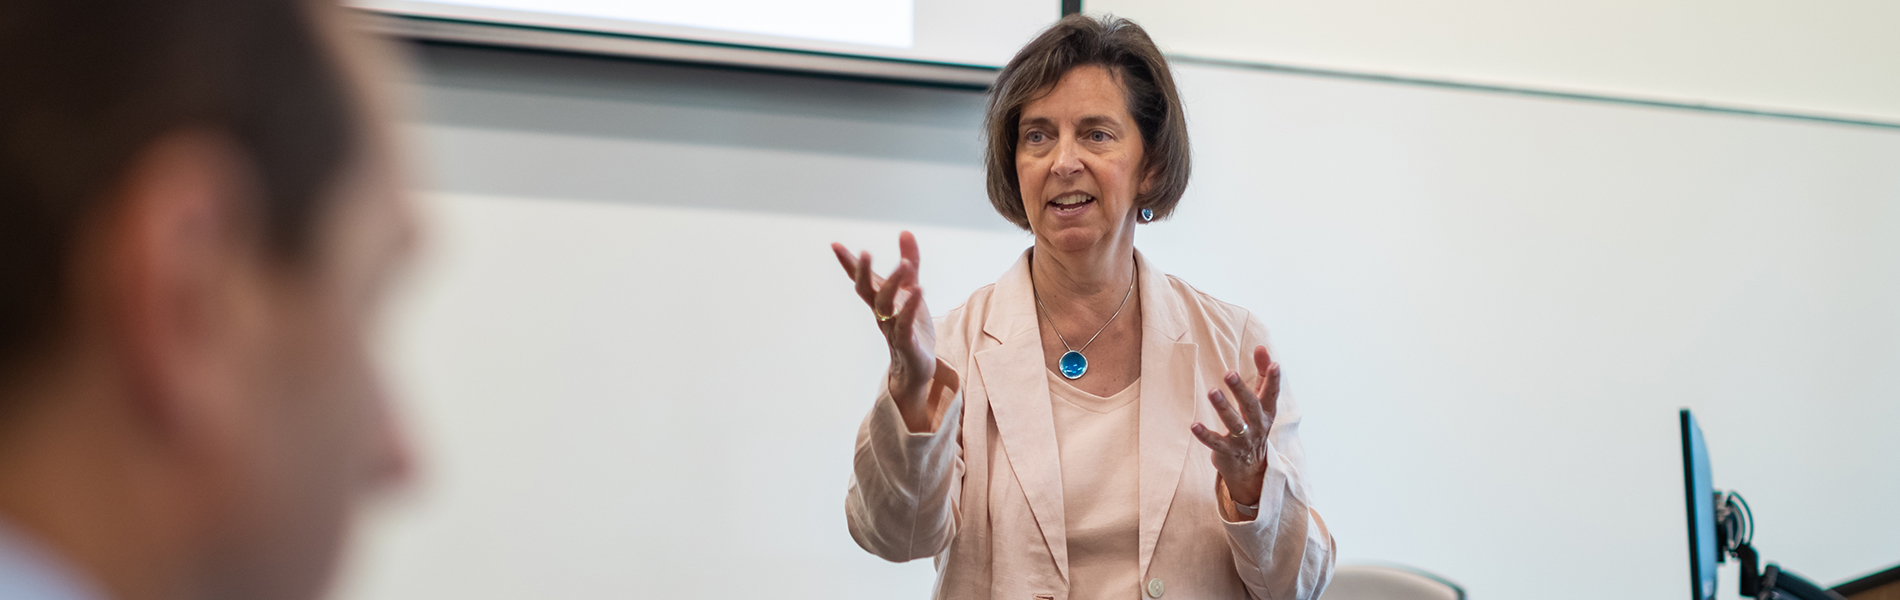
[984, 14, 1190, 230]
[0, 0, 359, 379]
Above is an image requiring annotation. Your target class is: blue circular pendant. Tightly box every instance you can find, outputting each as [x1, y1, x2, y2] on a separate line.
[1059, 350, 1088, 380]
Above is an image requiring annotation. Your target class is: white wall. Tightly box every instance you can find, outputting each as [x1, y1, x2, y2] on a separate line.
[338, 46, 1002, 600]
[334, 43, 1900, 600]
[1150, 63, 1900, 596]
[1090, 0, 1900, 123]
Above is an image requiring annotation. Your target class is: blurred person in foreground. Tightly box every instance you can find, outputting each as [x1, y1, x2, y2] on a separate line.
[0, 1, 417, 600]
[834, 14, 1333, 600]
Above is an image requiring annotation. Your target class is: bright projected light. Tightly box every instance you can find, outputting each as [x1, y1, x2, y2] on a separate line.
[439, 0, 912, 48]
[360, 0, 1054, 67]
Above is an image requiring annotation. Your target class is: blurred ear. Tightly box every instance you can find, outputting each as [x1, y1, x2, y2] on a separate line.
[103, 129, 261, 451]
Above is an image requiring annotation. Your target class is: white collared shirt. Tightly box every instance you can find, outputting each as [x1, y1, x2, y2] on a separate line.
[0, 519, 105, 600]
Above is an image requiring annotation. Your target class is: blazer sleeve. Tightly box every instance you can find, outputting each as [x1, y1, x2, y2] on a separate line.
[844, 353, 966, 563]
[1215, 314, 1338, 600]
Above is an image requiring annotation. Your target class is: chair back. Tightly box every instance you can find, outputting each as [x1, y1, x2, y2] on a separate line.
[1320, 564, 1465, 600]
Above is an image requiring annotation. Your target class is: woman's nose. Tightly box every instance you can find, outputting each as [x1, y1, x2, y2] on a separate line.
[1050, 137, 1084, 178]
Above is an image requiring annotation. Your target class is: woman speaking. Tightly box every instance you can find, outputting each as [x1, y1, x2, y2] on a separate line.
[833, 15, 1335, 600]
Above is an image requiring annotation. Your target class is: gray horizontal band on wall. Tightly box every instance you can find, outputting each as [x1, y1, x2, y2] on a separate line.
[1170, 55, 1900, 131]
[359, 11, 1000, 90]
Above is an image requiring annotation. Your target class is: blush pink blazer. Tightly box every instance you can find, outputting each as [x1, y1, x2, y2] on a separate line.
[847, 249, 1336, 600]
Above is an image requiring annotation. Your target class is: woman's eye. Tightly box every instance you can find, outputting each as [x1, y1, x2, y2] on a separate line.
[1089, 131, 1109, 142]
[1026, 131, 1046, 143]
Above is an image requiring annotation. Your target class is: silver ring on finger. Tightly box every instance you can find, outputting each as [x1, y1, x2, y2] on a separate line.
[1232, 422, 1248, 437]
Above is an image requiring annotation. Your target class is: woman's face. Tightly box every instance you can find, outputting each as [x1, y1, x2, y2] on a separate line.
[1016, 64, 1148, 256]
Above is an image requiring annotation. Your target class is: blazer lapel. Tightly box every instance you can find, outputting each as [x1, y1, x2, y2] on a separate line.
[1134, 250, 1197, 579]
[975, 251, 1070, 583]
[974, 250, 1199, 583]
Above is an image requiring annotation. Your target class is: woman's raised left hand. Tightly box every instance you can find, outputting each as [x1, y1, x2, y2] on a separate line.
[1189, 345, 1280, 508]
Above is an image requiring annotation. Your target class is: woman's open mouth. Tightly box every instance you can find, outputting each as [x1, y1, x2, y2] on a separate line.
[1048, 192, 1095, 216]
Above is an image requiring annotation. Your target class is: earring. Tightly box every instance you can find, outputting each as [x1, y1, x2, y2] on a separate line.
[1139, 208, 1155, 223]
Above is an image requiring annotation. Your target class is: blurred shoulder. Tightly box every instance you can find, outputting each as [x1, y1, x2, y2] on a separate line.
[937, 281, 997, 326]
[1156, 272, 1268, 348]
[932, 282, 998, 357]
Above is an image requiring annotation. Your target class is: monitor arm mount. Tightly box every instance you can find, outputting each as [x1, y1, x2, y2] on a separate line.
[1715, 491, 1844, 600]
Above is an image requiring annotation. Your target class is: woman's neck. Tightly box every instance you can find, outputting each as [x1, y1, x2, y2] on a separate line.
[1029, 237, 1138, 316]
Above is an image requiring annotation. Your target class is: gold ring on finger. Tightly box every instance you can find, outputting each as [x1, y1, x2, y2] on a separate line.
[874, 310, 894, 322]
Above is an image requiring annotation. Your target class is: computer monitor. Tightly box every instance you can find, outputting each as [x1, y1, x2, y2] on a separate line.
[1679, 409, 1844, 600]
[1682, 409, 1718, 600]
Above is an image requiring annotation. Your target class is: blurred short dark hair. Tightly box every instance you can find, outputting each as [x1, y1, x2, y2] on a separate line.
[0, 0, 359, 376]
[983, 14, 1190, 230]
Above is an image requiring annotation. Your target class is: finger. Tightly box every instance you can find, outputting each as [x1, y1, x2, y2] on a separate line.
[1252, 345, 1273, 391]
[853, 251, 878, 306]
[1252, 345, 1280, 425]
[1261, 362, 1281, 426]
[891, 288, 922, 341]
[1189, 423, 1231, 452]
[1206, 387, 1248, 438]
[831, 243, 859, 279]
[1224, 371, 1267, 432]
[899, 231, 920, 272]
[875, 259, 915, 318]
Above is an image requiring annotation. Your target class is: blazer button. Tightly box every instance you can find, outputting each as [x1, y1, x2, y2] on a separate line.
[1146, 578, 1165, 598]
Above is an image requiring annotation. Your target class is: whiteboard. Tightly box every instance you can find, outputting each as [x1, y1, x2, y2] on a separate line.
[335, 45, 1900, 600]
[357, 0, 1057, 66]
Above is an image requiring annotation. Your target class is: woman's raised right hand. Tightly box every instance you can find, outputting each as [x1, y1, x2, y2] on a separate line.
[832, 231, 938, 431]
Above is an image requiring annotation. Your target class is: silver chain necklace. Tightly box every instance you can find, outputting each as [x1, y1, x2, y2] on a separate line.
[1033, 263, 1137, 380]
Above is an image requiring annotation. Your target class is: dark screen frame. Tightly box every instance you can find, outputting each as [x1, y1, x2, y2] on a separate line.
[1681, 409, 1718, 600]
